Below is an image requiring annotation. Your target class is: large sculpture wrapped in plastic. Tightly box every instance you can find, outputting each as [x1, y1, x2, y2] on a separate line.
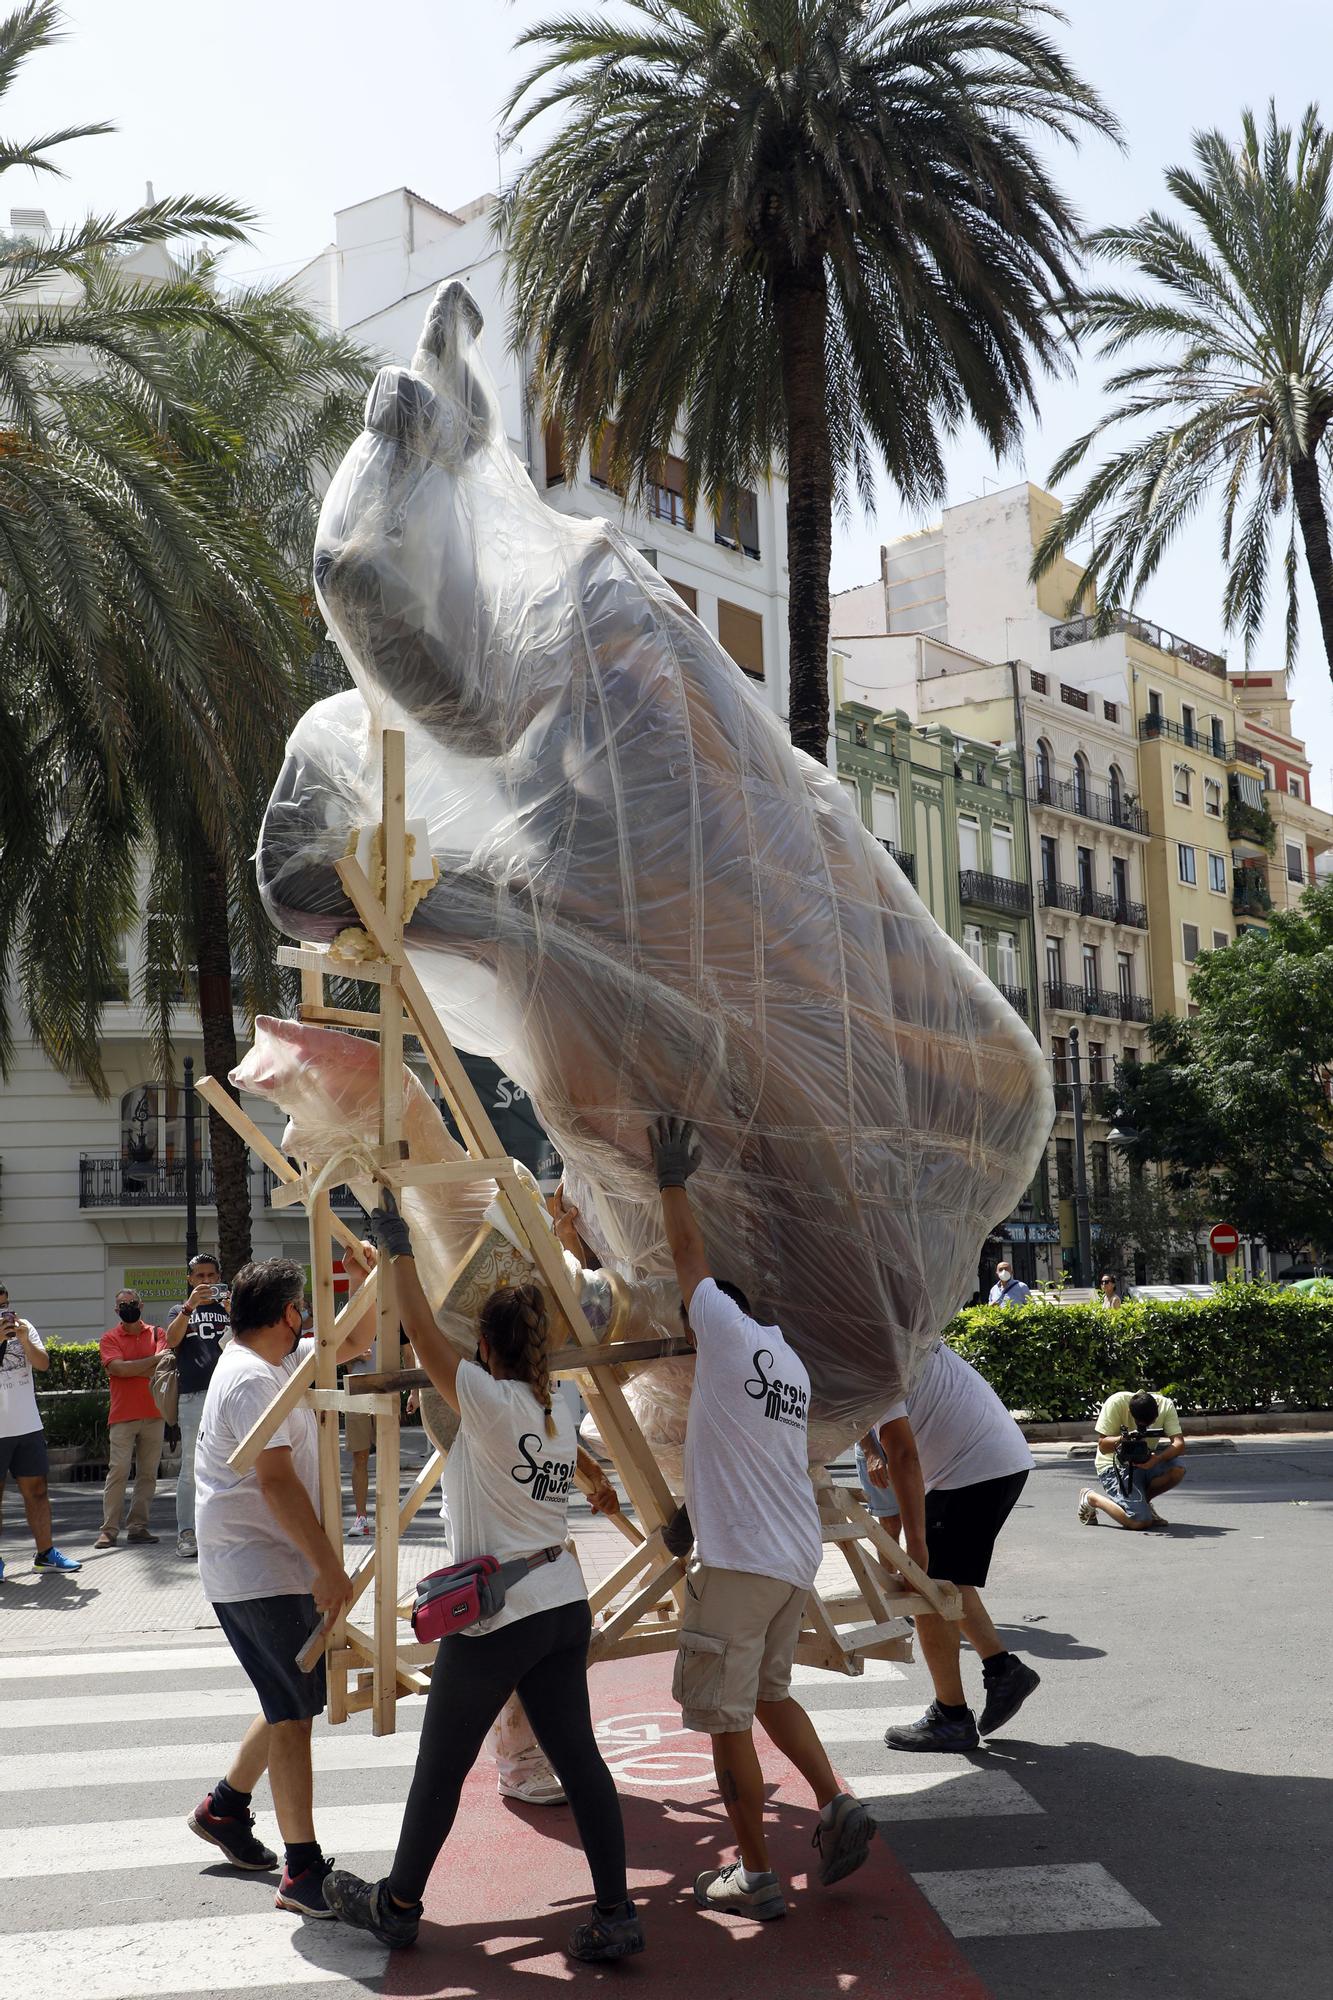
[256, 280, 1053, 1454]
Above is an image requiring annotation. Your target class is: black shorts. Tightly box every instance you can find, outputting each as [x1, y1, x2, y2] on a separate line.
[214, 1593, 328, 1723]
[925, 1469, 1029, 1588]
[0, 1429, 48, 1481]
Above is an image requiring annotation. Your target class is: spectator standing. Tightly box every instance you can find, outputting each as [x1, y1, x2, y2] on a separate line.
[987, 1261, 1030, 1306]
[1098, 1273, 1123, 1309]
[165, 1253, 230, 1559]
[96, 1289, 167, 1549]
[0, 1284, 81, 1578]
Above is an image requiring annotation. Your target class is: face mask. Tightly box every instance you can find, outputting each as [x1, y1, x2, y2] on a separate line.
[287, 1308, 303, 1355]
[117, 1302, 140, 1322]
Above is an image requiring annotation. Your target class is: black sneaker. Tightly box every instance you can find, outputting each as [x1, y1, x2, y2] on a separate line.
[978, 1657, 1041, 1736]
[322, 1869, 421, 1946]
[188, 1794, 278, 1871]
[276, 1854, 334, 1918]
[812, 1793, 876, 1885]
[567, 1899, 645, 1962]
[884, 1702, 980, 1752]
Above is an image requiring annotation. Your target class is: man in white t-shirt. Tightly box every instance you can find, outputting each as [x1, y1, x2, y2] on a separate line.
[865, 1340, 1038, 1753]
[650, 1115, 875, 1923]
[0, 1285, 81, 1578]
[188, 1256, 371, 1920]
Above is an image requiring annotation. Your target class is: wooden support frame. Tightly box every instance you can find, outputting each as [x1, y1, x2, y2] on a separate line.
[204, 724, 965, 1730]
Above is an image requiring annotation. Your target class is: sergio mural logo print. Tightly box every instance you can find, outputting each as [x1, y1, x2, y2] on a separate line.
[743, 1347, 808, 1428]
[511, 1433, 575, 1502]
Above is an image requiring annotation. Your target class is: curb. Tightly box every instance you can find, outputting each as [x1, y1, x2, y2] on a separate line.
[1021, 1412, 1333, 1443]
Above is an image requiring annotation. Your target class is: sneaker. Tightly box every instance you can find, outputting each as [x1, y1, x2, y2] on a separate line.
[694, 1861, 786, 1920]
[568, 1900, 645, 1962]
[33, 1547, 82, 1573]
[498, 1769, 567, 1806]
[348, 1514, 371, 1540]
[177, 1531, 198, 1559]
[188, 1794, 278, 1871]
[978, 1657, 1042, 1737]
[94, 1532, 117, 1549]
[276, 1854, 335, 1918]
[884, 1702, 980, 1753]
[322, 1868, 421, 1945]
[812, 1793, 876, 1886]
[1077, 1489, 1098, 1525]
[126, 1529, 159, 1544]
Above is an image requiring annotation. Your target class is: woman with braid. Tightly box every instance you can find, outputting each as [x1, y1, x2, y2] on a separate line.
[323, 1196, 641, 1963]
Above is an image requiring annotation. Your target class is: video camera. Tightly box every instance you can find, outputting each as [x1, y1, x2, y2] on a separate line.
[1115, 1425, 1163, 1470]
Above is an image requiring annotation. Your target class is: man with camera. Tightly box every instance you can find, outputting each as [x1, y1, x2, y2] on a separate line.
[0, 1284, 82, 1577]
[1077, 1389, 1186, 1530]
[165, 1252, 231, 1559]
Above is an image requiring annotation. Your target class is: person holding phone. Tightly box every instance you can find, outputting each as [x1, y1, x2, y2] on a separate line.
[321, 1198, 642, 1966]
[0, 1285, 81, 1578]
[165, 1251, 231, 1559]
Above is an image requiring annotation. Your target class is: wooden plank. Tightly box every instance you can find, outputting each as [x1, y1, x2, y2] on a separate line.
[299, 1004, 384, 1030]
[277, 944, 399, 986]
[311, 1189, 348, 1725]
[299, 947, 324, 1016]
[594, 1557, 685, 1650]
[297, 1447, 445, 1672]
[589, 1625, 682, 1664]
[345, 1333, 694, 1394]
[226, 1276, 378, 1475]
[195, 1074, 366, 1257]
[309, 1389, 400, 1417]
[378, 1157, 514, 1189]
[587, 1528, 666, 1616]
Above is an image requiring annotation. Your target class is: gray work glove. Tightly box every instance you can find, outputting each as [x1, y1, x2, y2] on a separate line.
[648, 1115, 702, 1191]
[367, 1188, 414, 1261]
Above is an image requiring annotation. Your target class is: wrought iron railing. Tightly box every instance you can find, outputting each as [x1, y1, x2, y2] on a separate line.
[997, 983, 1029, 1018]
[1045, 982, 1126, 1021]
[1033, 774, 1150, 835]
[959, 869, 1032, 913]
[1233, 868, 1273, 916]
[1051, 609, 1226, 678]
[879, 839, 916, 884]
[1138, 713, 1231, 759]
[1039, 880, 1148, 928]
[261, 1167, 365, 1214]
[79, 1156, 218, 1208]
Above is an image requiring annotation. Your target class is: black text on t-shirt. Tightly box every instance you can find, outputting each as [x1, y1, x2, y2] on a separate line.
[743, 1347, 809, 1429]
[510, 1433, 575, 1504]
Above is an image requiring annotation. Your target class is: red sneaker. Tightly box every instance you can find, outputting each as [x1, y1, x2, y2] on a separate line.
[188, 1794, 277, 1871]
[276, 1855, 335, 1917]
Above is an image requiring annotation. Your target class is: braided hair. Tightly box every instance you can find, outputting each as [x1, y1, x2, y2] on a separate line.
[479, 1282, 556, 1436]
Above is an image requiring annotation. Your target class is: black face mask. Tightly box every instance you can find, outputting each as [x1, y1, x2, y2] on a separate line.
[116, 1303, 141, 1322]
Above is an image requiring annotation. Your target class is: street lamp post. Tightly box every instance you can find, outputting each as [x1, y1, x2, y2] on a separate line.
[1068, 1026, 1095, 1286]
[183, 1055, 198, 1264]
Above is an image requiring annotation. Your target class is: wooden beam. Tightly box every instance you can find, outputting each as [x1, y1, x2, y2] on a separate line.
[299, 1004, 384, 1030]
[195, 1074, 366, 1257]
[587, 1528, 667, 1616]
[277, 943, 399, 986]
[225, 1276, 378, 1475]
[345, 1333, 694, 1395]
[311, 1189, 348, 1724]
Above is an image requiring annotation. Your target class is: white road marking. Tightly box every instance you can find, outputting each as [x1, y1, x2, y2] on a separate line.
[0, 1727, 425, 1797]
[0, 1684, 423, 1732]
[5, 1912, 387, 2000]
[803, 1705, 928, 1742]
[913, 1862, 1159, 1938]
[790, 1656, 907, 1687]
[11, 1801, 405, 1879]
[843, 1767, 1043, 1820]
[0, 1644, 235, 1681]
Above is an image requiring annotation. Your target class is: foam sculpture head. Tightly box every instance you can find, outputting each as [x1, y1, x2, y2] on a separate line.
[256, 280, 1054, 1452]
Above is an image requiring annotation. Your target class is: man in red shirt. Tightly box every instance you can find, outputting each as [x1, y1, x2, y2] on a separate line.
[97, 1288, 167, 1549]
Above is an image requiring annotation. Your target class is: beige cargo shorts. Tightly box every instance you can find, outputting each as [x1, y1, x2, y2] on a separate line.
[672, 1562, 809, 1734]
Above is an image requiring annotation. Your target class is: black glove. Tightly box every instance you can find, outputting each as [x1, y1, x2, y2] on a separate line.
[367, 1188, 414, 1261]
[648, 1115, 701, 1191]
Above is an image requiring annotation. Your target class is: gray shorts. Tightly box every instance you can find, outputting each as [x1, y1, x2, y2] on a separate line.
[1098, 1459, 1185, 1524]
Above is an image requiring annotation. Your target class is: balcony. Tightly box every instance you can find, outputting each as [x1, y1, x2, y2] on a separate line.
[1233, 868, 1273, 918]
[1232, 740, 1266, 771]
[880, 839, 916, 885]
[1039, 879, 1148, 928]
[1050, 609, 1227, 679]
[997, 982, 1030, 1019]
[959, 869, 1031, 913]
[1138, 713, 1231, 759]
[1119, 993, 1153, 1023]
[1033, 775, 1150, 836]
[649, 484, 690, 530]
[80, 1156, 217, 1209]
[1045, 981, 1130, 1022]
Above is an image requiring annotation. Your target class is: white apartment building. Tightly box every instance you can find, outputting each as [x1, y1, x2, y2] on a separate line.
[292, 187, 792, 717]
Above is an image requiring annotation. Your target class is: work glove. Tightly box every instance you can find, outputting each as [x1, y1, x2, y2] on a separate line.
[648, 1115, 701, 1191]
[367, 1188, 414, 1261]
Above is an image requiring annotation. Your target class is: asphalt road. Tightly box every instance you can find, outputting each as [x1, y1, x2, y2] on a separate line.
[2, 1435, 1329, 2000]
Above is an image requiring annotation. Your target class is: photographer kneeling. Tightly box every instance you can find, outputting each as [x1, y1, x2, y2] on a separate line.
[1078, 1390, 1186, 1531]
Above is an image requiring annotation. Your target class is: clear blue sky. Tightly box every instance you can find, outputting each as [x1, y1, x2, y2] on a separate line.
[13, 1, 1333, 799]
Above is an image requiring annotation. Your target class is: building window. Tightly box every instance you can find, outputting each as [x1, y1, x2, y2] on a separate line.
[1040, 834, 1058, 887]
[1148, 689, 1163, 720]
[1182, 922, 1200, 963]
[543, 417, 567, 487]
[1173, 763, 1192, 806]
[648, 452, 692, 529]
[1077, 845, 1095, 898]
[1052, 1036, 1068, 1088]
[1207, 851, 1227, 893]
[1108, 764, 1124, 817]
[1046, 937, 1064, 987]
[120, 1083, 204, 1172]
[871, 788, 900, 843]
[1035, 738, 1053, 798]
[1210, 716, 1227, 758]
[1087, 1040, 1105, 1084]
[1091, 1140, 1110, 1194]
[1082, 941, 1100, 992]
[991, 823, 1014, 879]
[1055, 1136, 1075, 1196]
[1262, 761, 1276, 790]
[718, 599, 765, 679]
[1181, 703, 1196, 743]
[716, 486, 760, 558]
[1288, 773, 1305, 800]
[1112, 856, 1129, 910]
[1204, 777, 1221, 817]
[1103, 700, 1119, 723]
[1286, 842, 1305, 884]
[666, 577, 697, 613]
[1072, 753, 1090, 813]
[997, 931, 1018, 985]
[957, 813, 981, 871]
[1117, 949, 1134, 1000]
[1212, 929, 1230, 951]
[963, 923, 985, 968]
[1178, 843, 1197, 885]
[838, 776, 861, 819]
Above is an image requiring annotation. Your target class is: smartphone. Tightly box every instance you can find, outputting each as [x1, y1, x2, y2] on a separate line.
[213, 1285, 229, 1303]
[0, 1308, 15, 1325]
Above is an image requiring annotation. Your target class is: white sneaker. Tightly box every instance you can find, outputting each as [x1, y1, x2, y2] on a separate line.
[498, 1768, 567, 1806]
[1077, 1490, 1097, 1526]
[176, 1530, 198, 1559]
[349, 1514, 371, 1540]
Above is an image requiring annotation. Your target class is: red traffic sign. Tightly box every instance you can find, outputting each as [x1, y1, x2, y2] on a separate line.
[1209, 1224, 1240, 1257]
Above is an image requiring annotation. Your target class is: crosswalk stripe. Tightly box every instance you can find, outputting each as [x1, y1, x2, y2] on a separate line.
[912, 1862, 1159, 1938]
[12, 1802, 406, 1880]
[790, 1656, 907, 1687]
[0, 1727, 425, 1797]
[0, 1685, 396, 1732]
[805, 1705, 924, 1742]
[0, 1645, 235, 1682]
[844, 1767, 1043, 1820]
[6, 1912, 387, 1999]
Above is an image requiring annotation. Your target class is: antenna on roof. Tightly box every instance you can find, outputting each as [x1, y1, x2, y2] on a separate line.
[145, 180, 155, 206]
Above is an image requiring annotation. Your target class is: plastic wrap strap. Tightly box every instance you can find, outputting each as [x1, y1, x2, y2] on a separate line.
[298, 1143, 381, 1214]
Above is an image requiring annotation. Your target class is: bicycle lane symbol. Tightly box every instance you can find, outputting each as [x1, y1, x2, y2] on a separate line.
[595, 1711, 715, 1790]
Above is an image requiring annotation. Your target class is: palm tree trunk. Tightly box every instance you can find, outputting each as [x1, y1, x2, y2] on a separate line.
[775, 264, 834, 764]
[194, 852, 251, 1277]
[1290, 455, 1333, 680]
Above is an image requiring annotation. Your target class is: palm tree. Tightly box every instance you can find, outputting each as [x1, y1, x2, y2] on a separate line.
[502, 0, 1114, 761]
[1032, 104, 1333, 684]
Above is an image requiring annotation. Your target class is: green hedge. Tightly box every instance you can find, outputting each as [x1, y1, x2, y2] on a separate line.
[945, 1284, 1333, 1423]
[37, 1341, 109, 1454]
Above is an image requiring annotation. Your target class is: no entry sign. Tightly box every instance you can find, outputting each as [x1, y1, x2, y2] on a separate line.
[1209, 1223, 1240, 1257]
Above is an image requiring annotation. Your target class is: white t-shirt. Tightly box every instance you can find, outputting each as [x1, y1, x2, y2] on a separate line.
[881, 1341, 1034, 1493]
[441, 1362, 585, 1635]
[195, 1337, 320, 1604]
[0, 1320, 43, 1439]
[683, 1279, 823, 1592]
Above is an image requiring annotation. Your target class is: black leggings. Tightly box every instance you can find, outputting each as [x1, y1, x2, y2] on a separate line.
[388, 1596, 627, 1908]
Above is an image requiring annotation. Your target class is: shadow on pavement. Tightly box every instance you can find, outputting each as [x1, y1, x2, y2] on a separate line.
[992, 1622, 1106, 1660]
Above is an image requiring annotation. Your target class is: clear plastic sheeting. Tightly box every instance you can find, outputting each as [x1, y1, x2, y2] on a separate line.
[256, 280, 1054, 1454]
